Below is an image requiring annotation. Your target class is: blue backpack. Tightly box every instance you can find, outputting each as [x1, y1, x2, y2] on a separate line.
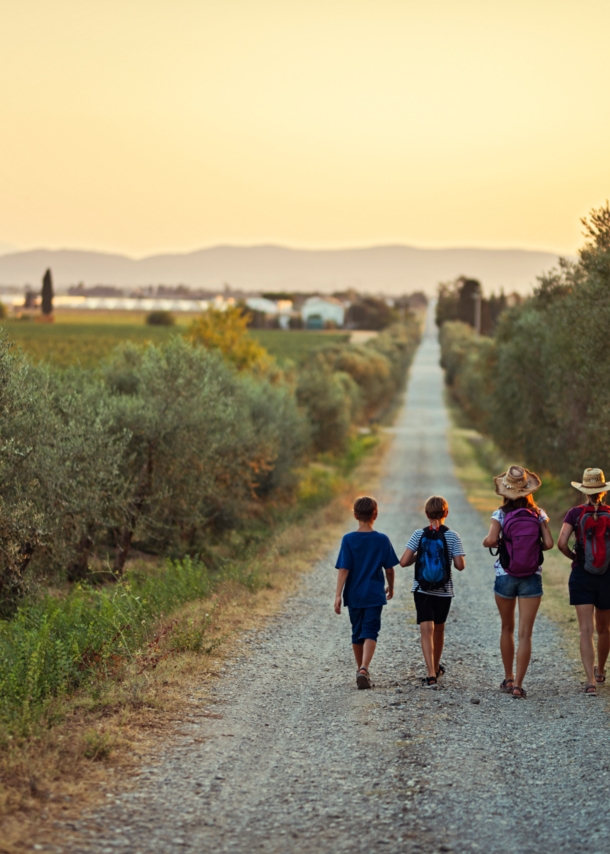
[415, 525, 451, 591]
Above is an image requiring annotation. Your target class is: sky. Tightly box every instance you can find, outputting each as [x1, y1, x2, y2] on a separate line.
[1, 0, 609, 257]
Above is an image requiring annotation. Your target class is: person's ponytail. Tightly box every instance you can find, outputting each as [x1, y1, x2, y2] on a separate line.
[587, 491, 606, 520]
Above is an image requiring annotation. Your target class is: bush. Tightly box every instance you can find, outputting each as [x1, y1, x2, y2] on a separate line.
[296, 360, 360, 454]
[318, 344, 391, 420]
[345, 297, 397, 330]
[315, 318, 422, 422]
[146, 310, 175, 326]
[103, 338, 282, 569]
[0, 338, 129, 612]
[240, 375, 310, 496]
[188, 306, 271, 372]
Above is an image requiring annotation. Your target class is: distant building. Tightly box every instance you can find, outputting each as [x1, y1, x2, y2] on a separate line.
[245, 297, 293, 329]
[301, 296, 345, 329]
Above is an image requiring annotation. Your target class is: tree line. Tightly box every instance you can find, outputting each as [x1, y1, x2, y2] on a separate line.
[0, 309, 421, 617]
[438, 203, 610, 482]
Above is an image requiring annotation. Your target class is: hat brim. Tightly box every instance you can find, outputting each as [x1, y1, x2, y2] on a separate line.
[571, 481, 610, 494]
[494, 470, 542, 498]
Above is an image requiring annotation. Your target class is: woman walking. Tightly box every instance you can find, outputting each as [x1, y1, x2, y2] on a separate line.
[482, 465, 554, 698]
[557, 468, 610, 695]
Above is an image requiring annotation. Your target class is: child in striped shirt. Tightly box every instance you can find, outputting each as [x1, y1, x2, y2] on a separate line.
[400, 496, 466, 689]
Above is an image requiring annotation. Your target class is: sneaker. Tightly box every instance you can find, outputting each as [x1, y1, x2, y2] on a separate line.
[422, 676, 438, 690]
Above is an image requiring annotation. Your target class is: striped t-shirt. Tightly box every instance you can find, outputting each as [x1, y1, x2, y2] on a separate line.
[406, 528, 465, 598]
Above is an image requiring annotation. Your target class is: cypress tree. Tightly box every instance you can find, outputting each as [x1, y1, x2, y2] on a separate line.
[41, 268, 54, 315]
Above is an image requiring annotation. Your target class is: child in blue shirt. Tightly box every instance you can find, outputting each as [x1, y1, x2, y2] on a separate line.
[335, 496, 399, 689]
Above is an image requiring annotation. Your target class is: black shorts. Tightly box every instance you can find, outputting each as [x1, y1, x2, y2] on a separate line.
[569, 567, 610, 610]
[413, 591, 452, 625]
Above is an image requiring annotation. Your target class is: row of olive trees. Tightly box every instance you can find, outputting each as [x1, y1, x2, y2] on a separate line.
[0, 337, 309, 615]
[297, 317, 422, 453]
[439, 203, 610, 481]
[0, 313, 421, 615]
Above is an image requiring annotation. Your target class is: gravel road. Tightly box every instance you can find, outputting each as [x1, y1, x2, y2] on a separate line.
[54, 310, 610, 854]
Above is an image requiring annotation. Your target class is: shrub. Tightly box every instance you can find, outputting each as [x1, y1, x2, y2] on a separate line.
[188, 306, 271, 372]
[315, 318, 422, 422]
[240, 375, 310, 496]
[345, 297, 397, 330]
[0, 338, 129, 611]
[318, 344, 391, 419]
[146, 310, 175, 326]
[296, 360, 360, 454]
[103, 338, 278, 569]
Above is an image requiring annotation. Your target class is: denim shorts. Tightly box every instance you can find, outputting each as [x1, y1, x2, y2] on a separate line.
[494, 573, 543, 599]
[348, 606, 383, 644]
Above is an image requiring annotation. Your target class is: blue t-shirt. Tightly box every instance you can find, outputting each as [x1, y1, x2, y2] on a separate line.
[335, 531, 399, 608]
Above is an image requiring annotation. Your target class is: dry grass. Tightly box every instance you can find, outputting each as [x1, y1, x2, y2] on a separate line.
[0, 436, 388, 853]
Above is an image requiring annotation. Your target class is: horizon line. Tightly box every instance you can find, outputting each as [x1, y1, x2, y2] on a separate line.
[0, 242, 573, 261]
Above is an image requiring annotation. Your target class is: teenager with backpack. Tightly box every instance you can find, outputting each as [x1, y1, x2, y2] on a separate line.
[557, 468, 610, 696]
[400, 496, 466, 689]
[482, 466, 554, 699]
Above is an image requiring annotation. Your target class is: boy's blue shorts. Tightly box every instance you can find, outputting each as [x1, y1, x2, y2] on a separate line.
[348, 605, 383, 644]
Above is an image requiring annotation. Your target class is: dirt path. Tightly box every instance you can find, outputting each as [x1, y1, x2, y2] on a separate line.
[55, 310, 610, 854]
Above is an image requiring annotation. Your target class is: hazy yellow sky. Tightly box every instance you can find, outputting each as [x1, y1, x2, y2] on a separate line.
[1, 0, 609, 256]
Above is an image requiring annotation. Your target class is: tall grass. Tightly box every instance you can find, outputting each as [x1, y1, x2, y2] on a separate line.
[0, 557, 217, 731]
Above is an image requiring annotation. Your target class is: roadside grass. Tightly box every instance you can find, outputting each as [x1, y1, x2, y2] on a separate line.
[0, 316, 349, 368]
[0, 432, 389, 851]
[445, 394, 581, 660]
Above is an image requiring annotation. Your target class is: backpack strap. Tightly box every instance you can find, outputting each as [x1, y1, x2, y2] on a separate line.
[438, 525, 451, 575]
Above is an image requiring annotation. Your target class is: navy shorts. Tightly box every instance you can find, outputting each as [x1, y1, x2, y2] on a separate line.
[569, 567, 610, 610]
[494, 573, 543, 600]
[413, 592, 452, 625]
[348, 606, 383, 644]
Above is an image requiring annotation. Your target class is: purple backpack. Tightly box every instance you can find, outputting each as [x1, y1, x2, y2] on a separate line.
[495, 508, 543, 577]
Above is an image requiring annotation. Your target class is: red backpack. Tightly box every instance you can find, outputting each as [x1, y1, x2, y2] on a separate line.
[575, 506, 610, 575]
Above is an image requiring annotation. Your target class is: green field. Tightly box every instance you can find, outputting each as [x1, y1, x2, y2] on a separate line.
[0, 314, 349, 368]
[250, 329, 349, 363]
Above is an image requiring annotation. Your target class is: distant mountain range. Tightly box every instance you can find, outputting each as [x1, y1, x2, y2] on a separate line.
[0, 245, 566, 296]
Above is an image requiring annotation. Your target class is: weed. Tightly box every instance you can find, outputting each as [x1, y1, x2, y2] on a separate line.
[169, 617, 211, 654]
[82, 729, 113, 762]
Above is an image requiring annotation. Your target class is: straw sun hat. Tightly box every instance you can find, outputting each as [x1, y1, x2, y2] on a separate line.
[571, 468, 610, 494]
[494, 465, 542, 499]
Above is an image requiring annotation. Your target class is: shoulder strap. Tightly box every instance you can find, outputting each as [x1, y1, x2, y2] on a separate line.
[573, 506, 593, 548]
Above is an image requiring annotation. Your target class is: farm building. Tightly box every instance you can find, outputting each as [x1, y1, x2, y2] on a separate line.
[301, 296, 345, 329]
[245, 297, 293, 329]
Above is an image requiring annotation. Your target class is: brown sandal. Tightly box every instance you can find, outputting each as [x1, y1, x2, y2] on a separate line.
[512, 686, 527, 699]
[595, 667, 606, 684]
[500, 679, 515, 693]
[583, 683, 597, 695]
[356, 667, 372, 690]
